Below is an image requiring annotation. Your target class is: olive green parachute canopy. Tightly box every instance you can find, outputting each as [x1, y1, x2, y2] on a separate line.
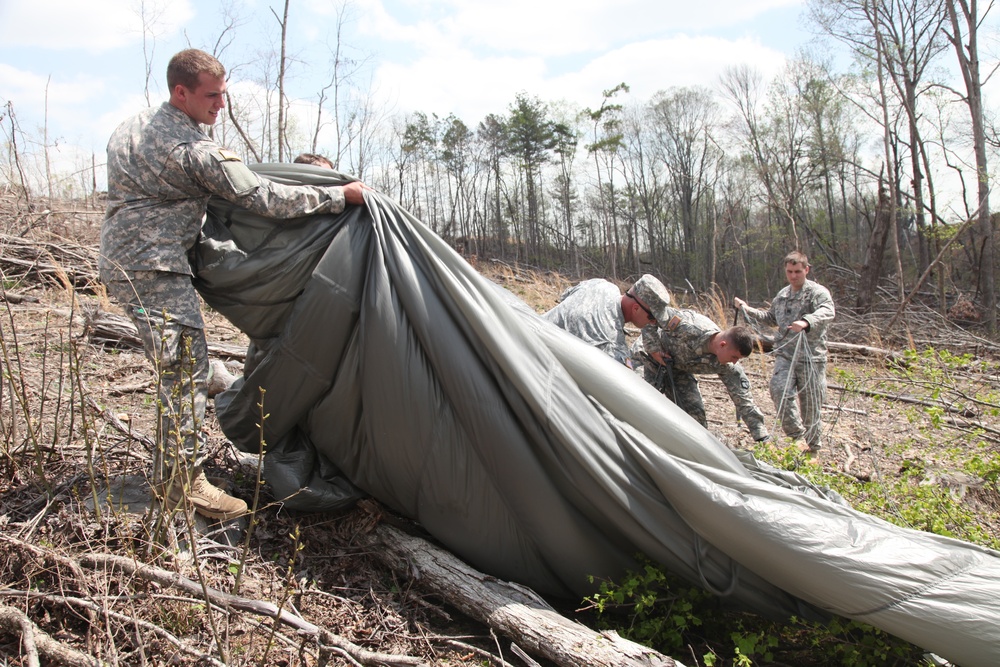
[193, 164, 1000, 667]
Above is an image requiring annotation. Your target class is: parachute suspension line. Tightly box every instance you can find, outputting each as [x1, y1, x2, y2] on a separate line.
[736, 306, 827, 444]
[773, 333, 803, 438]
[770, 331, 826, 445]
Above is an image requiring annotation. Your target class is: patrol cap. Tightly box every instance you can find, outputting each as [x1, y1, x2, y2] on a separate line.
[629, 274, 671, 322]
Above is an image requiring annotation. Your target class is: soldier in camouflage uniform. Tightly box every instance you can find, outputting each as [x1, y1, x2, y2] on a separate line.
[100, 49, 368, 520]
[734, 251, 835, 452]
[543, 274, 671, 366]
[632, 309, 770, 441]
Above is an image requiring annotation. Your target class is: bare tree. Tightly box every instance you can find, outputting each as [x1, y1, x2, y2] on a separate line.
[619, 104, 667, 277]
[810, 0, 950, 280]
[272, 0, 291, 163]
[43, 76, 52, 201]
[134, 0, 167, 107]
[343, 81, 390, 180]
[585, 83, 629, 278]
[720, 65, 814, 253]
[1, 102, 32, 208]
[943, 0, 997, 332]
[477, 114, 509, 258]
[201, 6, 260, 161]
[309, 4, 368, 165]
[648, 86, 722, 283]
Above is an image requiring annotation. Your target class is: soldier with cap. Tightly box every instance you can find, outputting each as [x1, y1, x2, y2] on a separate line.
[543, 274, 671, 367]
[100, 48, 369, 520]
[632, 308, 770, 441]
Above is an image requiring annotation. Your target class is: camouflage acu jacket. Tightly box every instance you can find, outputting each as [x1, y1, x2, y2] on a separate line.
[543, 279, 629, 364]
[101, 102, 348, 278]
[636, 308, 766, 434]
[641, 308, 723, 373]
[740, 279, 835, 361]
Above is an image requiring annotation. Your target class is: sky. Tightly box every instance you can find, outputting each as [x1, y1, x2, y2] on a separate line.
[0, 0, 817, 187]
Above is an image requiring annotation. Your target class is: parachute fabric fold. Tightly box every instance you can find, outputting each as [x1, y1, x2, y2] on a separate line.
[191, 164, 1000, 667]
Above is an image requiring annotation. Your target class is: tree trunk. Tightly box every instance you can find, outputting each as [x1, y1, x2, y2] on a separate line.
[857, 183, 892, 312]
[274, 0, 290, 163]
[359, 518, 684, 667]
[945, 0, 995, 333]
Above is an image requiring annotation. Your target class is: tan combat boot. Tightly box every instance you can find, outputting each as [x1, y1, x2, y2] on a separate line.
[157, 469, 248, 521]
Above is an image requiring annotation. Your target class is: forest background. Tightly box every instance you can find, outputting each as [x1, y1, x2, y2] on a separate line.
[4, 0, 1000, 332]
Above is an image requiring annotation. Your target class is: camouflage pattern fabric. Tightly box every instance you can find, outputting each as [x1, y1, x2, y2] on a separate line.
[771, 346, 827, 449]
[634, 308, 769, 440]
[739, 280, 835, 361]
[630, 274, 671, 322]
[100, 101, 349, 277]
[543, 279, 630, 365]
[105, 272, 208, 480]
[100, 101, 356, 475]
[740, 279, 835, 449]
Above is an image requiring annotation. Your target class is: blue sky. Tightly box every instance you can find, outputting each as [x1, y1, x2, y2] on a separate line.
[0, 0, 814, 181]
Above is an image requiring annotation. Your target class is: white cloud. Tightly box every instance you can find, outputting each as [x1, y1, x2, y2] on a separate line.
[560, 35, 789, 101]
[0, 63, 108, 128]
[0, 0, 810, 193]
[369, 34, 790, 125]
[356, 0, 803, 57]
[0, 61, 154, 182]
[349, 0, 799, 126]
[0, 0, 195, 51]
[373, 50, 549, 124]
[0, 63, 51, 104]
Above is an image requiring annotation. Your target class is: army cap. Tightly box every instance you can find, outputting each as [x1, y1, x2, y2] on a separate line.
[629, 274, 671, 322]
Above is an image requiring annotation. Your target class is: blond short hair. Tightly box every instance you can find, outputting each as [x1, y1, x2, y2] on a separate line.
[783, 251, 809, 268]
[167, 49, 225, 91]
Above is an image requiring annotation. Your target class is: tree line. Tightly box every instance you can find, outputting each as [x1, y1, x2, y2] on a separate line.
[2, 0, 997, 333]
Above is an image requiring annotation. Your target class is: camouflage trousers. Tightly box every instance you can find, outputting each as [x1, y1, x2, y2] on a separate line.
[770, 355, 827, 449]
[643, 363, 709, 427]
[104, 271, 208, 481]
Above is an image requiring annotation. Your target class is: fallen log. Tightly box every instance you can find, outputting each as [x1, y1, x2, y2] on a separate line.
[828, 341, 905, 363]
[357, 518, 683, 667]
[82, 309, 247, 360]
[827, 383, 976, 417]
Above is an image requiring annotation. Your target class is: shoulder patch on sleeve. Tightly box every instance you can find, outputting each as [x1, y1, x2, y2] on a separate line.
[217, 148, 242, 162]
[666, 315, 682, 331]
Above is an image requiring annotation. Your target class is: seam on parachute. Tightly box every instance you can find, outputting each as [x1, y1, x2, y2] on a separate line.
[313, 271, 360, 306]
[845, 555, 984, 617]
[542, 352, 556, 419]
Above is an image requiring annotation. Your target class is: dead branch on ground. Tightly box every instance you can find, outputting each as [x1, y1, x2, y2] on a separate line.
[0, 233, 99, 291]
[827, 383, 977, 417]
[0, 601, 105, 667]
[0, 535, 424, 667]
[354, 513, 683, 667]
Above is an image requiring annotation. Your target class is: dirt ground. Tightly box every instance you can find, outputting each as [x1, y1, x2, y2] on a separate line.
[0, 194, 998, 666]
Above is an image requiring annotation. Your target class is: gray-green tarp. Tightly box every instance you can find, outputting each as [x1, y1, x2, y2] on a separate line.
[192, 164, 1000, 667]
